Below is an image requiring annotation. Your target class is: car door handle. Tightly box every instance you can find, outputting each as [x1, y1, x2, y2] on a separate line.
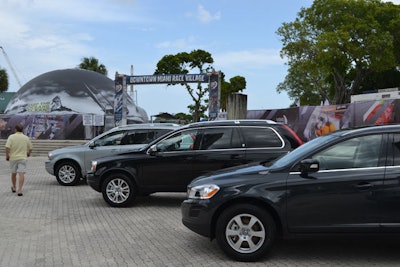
[355, 182, 372, 190]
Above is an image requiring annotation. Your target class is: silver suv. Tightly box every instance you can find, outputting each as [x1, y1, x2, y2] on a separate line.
[45, 123, 180, 186]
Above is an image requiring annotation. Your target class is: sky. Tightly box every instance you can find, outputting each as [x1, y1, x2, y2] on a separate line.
[0, 0, 399, 118]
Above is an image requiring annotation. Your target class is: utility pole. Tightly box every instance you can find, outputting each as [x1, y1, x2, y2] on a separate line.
[0, 46, 22, 88]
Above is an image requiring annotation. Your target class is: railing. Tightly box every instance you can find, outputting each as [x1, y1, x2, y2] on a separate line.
[0, 139, 86, 157]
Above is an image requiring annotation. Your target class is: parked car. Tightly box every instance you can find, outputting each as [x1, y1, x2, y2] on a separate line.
[45, 123, 180, 186]
[181, 124, 400, 262]
[86, 120, 303, 207]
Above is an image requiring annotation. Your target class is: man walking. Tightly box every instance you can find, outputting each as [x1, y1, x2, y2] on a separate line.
[5, 124, 33, 196]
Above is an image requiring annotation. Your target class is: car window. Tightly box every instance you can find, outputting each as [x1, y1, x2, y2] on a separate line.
[156, 129, 198, 152]
[274, 124, 303, 149]
[391, 134, 400, 166]
[199, 127, 241, 150]
[121, 130, 147, 145]
[312, 134, 383, 170]
[272, 134, 338, 169]
[95, 131, 124, 146]
[241, 127, 283, 148]
[147, 129, 175, 142]
[101, 128, 173, 146]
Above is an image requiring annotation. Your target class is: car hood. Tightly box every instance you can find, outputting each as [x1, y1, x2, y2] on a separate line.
[190, 163, 269, 186]
[48, 144, 88, 155]
[48, 143, 147, 156]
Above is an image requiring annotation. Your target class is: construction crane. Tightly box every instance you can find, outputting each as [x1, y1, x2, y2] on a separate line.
[0, 45, 23, 88]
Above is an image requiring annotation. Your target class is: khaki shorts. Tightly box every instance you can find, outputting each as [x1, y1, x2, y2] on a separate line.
[10, 159, 27, 173]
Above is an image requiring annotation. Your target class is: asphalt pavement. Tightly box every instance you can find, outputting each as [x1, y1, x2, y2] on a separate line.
[1, 156, 400, 267]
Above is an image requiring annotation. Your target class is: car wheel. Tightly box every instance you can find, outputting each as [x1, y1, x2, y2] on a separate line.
[55, 161, 81, 186]
[102, 173, 136, 207]
[216, 204, 276, 262]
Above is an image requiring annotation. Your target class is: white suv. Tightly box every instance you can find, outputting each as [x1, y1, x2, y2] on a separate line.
[45, 123, 180, 186]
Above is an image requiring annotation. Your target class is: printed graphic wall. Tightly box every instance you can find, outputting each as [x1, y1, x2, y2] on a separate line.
[248, 99, 400, 142]
[0, 114, 84, 140]
[1, 92, 399, 141]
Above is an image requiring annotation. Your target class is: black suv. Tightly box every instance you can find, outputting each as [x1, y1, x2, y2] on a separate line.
[86, 120, 302, 207]
[181, 125, 400, 262]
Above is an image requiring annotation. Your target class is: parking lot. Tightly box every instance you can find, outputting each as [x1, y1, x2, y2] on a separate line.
[1, 156, 400, 266]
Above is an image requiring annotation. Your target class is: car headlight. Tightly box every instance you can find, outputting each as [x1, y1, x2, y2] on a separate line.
[48, 152, 53, 160]
[187, 184, 220, 199]
[91, 161, 97, 172]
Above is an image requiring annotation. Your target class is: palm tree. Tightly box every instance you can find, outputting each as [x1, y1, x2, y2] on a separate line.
[78, 57, 108, 75]
[0, 68, 9, 92]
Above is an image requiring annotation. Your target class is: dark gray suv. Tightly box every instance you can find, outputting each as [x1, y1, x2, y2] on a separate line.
[45, 123, 180, 186]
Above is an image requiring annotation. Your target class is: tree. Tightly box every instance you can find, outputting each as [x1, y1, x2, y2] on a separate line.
[78, 57, 108, 75]
[0, 68, 8, 92]
[276, 0, 400, 105]
[154, 49, 213, 122]
[174, 112, 193, 123]
[220, 73, 246, 111]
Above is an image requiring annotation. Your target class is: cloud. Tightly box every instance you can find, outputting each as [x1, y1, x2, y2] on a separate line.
[214, 49, 284, 70]
[381, 0, 400, 3]
[197, 5, 221, 24]
[1, 0, 144, 26]
[0, 12, 31, 46]
[155, 36, 198, 50]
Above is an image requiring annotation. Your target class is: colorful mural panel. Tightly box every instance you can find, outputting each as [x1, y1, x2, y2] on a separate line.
[0, 114, 84, 140]
[248, 100, 400, 142]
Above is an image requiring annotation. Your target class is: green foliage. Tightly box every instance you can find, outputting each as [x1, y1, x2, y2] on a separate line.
[154, 50, 247, 119]
[154, 49, 214, 122]
[0, 68, 9, 92]
[78, 57, 108, 76]
[277, 0, 400, 105]
[174, 112, 193, 123]
[359, 68, 400, 91]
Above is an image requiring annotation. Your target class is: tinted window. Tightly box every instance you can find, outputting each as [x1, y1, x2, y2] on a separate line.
[121, 130, 147, 145]
[312, 134, 383, 170]
[241, 127, 283, 148]
[120, 129, 171, 145]
[147, 129, 173, 141]
[156, 129, 198, 152]
[199, 127, 241, 150]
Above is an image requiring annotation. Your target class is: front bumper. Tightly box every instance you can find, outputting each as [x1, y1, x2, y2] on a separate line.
[181, 199, 214, 238]
[86, 172, 101, 192]
[44, 160, 54, 175]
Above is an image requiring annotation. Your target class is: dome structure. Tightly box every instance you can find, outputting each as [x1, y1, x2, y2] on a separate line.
[5, 68, 148, 123]
[1, 69, 148, 140]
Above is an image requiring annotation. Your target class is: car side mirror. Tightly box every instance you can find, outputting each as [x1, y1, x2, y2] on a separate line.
[89, 142, 96, 149]
[299, 159, 319, 174]
[149, 144, 158, 156]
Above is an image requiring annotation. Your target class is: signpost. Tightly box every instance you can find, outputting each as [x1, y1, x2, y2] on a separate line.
[114, 72, 220, 126]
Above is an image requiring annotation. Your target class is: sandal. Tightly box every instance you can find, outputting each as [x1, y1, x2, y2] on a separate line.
[17, 193, 23, 196]
[11, 187, 16, 193]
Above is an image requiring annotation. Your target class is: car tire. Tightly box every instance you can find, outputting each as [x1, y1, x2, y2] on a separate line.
[216, 204, 276, 262]
[102, 173, 136, 207]
[55, 161, 81, 186]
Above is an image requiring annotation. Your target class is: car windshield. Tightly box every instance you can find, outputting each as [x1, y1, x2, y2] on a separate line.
[269, 133, 341, 169]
